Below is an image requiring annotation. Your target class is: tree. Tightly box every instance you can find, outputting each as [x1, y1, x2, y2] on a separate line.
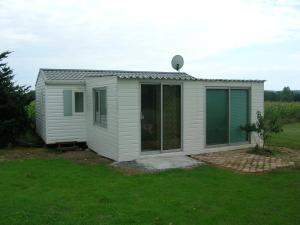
[280, 86, 294, 102]
[294, 91, 300, 102]
[241, 111, 283, 150]
[264, 91, 280, 101]
[0, 51, 30, 147]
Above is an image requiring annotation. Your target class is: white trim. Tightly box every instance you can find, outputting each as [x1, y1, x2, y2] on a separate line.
[45, 80, 85, 85]
[44, 84, 48, 143]
[116, 79, 120, 161]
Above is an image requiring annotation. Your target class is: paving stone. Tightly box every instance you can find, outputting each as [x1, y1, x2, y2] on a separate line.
[192, 149, 296, 173]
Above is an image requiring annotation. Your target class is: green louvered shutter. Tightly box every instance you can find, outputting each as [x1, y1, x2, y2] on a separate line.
[206, 89, 229, 145]
[230, 89, 248, 143]
[63, 90, 73, 116]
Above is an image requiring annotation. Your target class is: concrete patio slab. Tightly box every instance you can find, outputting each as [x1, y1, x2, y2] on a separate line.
[136, 155, 202, 170]
[113, 155, 203, 172]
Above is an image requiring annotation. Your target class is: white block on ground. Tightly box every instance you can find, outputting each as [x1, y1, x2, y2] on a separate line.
[135, 155, 202, 170]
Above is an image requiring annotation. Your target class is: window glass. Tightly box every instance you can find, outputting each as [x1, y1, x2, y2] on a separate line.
[206, 89, 229, 145]
[94, 89, 107, 127]
[75, 92, 84, 113]
[230, 90, 249, 143]
[206, 89, 249, 145]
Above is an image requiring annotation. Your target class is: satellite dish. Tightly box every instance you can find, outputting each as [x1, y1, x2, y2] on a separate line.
[171, 55, 184, 71]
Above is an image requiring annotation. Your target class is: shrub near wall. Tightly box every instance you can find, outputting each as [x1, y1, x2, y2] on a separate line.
[265, 102, 300, 123]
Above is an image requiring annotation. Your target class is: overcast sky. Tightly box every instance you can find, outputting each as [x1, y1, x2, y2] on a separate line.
[1, 0, 300, 90]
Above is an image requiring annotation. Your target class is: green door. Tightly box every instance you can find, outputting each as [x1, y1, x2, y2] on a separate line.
[230, 89, 249, 143]
[206, 89, 229, 145]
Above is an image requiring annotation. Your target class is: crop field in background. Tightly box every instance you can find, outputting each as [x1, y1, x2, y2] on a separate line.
[264, 102, 300, 149]
[265, 102, 300, 123]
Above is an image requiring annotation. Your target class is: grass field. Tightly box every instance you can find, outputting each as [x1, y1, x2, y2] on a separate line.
[270, 123, 300, 150]
[0, 103, 299, 225]
[0, 159, 299, 225]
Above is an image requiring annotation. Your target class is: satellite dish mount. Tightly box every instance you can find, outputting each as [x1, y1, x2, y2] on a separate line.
[171, 55, 184, 72]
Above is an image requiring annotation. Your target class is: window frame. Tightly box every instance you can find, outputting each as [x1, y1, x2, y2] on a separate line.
[93, 87, 107, 128]
[73, 91, 84, 114]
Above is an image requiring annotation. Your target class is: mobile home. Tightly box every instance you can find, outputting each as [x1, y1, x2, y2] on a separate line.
[36, 69, 264, 161]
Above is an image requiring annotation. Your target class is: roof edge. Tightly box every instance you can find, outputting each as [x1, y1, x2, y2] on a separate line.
[35, 69, 46, 87]
[39, 68, 189, 75]
[197, 78, 265, 83]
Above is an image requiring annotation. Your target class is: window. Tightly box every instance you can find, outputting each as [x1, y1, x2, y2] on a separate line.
[206, 88, 249, 145]
[94, 88, 107, 127]
[63, 90, 73, 116]
[74, 92, 84, 113]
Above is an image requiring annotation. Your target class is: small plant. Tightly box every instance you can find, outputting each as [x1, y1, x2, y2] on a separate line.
[241, 111, 283, 151]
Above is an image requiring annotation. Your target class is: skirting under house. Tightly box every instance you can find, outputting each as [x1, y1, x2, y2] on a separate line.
[35, 69, 264, 162]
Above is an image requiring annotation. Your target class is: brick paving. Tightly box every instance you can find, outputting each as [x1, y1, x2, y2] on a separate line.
[192, 149, 296, 173]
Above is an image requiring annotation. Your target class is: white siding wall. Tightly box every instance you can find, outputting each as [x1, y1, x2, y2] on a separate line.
[249, 82, 265, 146]
[116, 79, 264, 161]
[182, 81, 204, 154]
[46, 84, 86, 143]
[117, 79, 207, 161]
[200, 81, 264, 153]
[85, 77, 119, 161]
[35, 74, 46, 142]
[117, 79, 140, 161]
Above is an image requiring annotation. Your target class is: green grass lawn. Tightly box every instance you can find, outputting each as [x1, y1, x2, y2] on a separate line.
[270, 123, 300, 149]
[0, 159, 299, 225]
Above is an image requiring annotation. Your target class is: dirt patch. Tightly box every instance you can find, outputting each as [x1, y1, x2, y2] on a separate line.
[0, 147, 112, 165]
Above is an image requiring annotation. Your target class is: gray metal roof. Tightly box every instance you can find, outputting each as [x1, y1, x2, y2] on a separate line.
[39, 68, 265, 83]
[40, 68, 197, 81]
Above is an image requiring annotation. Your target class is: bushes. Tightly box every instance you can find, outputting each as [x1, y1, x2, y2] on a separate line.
[264, 87, 300, 102]
[17, 100, 44, 147]
[0, 51, 41, 148]
[0, 51, 31, 148]
[25, 101, 35, 130]
[265, 102, 300, 124]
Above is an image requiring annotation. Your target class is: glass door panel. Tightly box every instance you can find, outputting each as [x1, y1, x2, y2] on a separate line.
[206, 89, 229, 145]
[163, 85, 181, 150]
[230, 89, 249, 143]
[141, 84, 161, 151]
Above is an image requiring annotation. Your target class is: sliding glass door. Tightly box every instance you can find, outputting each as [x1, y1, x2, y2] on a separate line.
[141, 84, 161, 151]
[206, 88, 249, 146]
[230, 90, 249, 143]
[206, 89, 229, 145]
[141, 84, 182, 152]
[163, 85, 181, 150]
